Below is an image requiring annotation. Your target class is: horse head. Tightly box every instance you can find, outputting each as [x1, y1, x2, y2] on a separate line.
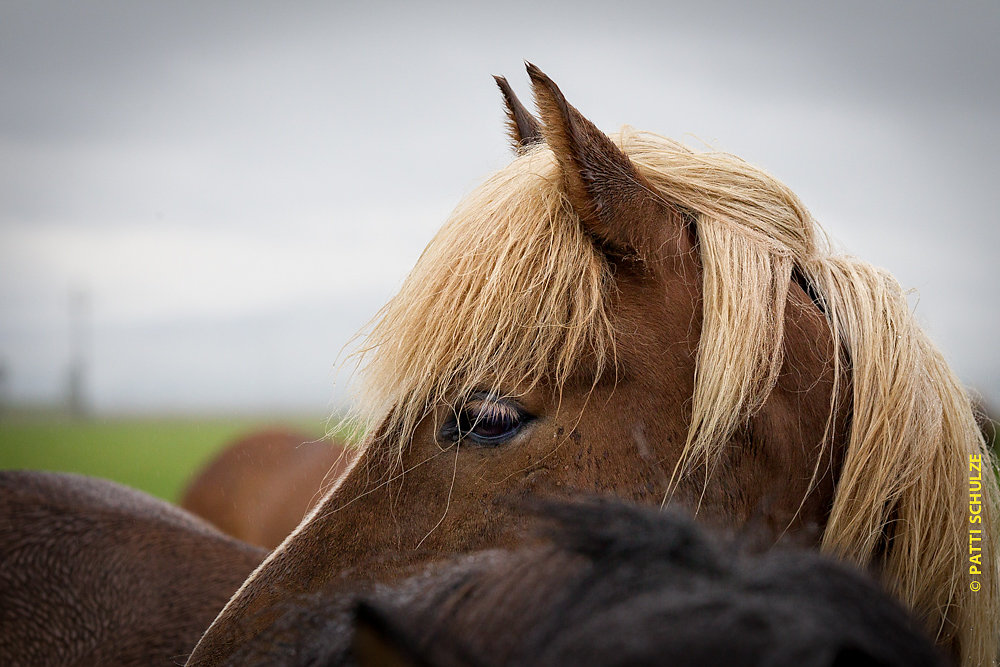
[189, 65, 998, 666]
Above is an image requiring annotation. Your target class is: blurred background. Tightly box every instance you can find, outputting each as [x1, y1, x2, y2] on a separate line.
[1, 1, 997, 500]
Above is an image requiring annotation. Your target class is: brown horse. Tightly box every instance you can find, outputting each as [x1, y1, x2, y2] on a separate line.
[189, 65, 998, 666]
[180, 428, 355, 549]
[0, 470, 266, 665]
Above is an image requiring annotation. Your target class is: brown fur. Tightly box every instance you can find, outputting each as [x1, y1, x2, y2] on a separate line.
[0, 470, 265, 665]
[188, 66, 996, 665]
[180, 429, 355, 550]
[231, 499, 945, 667]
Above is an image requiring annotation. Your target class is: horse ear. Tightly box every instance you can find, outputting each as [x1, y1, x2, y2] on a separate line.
[526, 63, 685, 260]
[494, 75, 543, 154]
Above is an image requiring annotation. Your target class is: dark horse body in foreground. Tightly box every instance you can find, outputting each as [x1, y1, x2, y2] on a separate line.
[229, 499, 944, 667]
[190, 65, 998, 666]
[0, 474, 941, 666]
[0, 470, 265, 665]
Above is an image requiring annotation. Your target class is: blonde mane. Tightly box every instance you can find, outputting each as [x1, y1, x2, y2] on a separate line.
[350, 129, 999, 666]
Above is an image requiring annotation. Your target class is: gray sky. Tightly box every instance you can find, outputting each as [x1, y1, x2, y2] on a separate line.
[1, 1, 997, 414]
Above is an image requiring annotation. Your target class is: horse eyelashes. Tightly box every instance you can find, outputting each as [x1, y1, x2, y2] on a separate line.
[440, 397, 529, 446]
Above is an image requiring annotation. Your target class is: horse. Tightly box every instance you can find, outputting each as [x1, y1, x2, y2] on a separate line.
[226, 498, 944, 666]
[188, 64, 999, 666]
[0, 470, 266, 665]
[180, 428, 355, 549]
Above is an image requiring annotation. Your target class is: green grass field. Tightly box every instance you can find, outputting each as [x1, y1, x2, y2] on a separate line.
[0, 415, 331, 502]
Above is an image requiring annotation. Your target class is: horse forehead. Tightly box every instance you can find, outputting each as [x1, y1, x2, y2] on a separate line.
[606, 279, 701, 367]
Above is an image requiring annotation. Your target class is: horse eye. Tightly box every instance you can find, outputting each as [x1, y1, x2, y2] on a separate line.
[439, 397, 530, 446]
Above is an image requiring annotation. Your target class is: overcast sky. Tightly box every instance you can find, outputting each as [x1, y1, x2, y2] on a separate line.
[1, 1, 997, 414]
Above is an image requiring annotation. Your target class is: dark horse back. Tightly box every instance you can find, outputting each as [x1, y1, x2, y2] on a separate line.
[0, 470, 266, 666]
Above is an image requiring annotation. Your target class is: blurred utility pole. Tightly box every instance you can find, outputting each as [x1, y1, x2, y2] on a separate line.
[0, 361, 7, 418]
[67, 289, 90, 418]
